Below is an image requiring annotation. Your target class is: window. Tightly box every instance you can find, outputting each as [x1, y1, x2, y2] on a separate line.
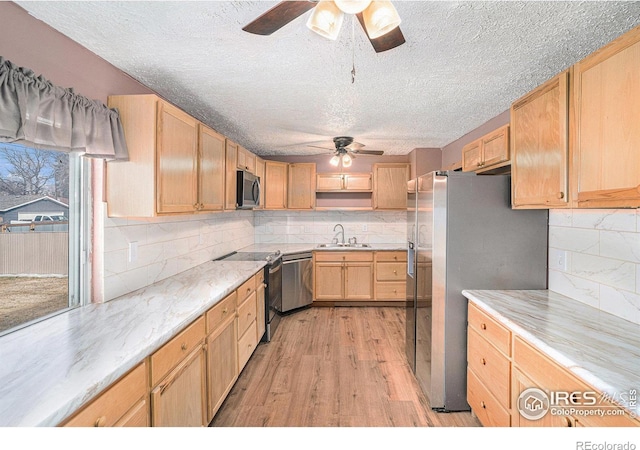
[0, 143, 90, 335]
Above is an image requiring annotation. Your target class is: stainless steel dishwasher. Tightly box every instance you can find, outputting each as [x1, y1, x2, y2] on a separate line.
[281, 251, 313, 313]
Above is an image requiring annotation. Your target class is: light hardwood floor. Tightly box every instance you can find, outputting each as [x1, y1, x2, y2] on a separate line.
[210, 306, 481, 427]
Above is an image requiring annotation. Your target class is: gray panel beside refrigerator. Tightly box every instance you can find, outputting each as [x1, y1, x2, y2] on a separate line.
[406, 171, 548, 412]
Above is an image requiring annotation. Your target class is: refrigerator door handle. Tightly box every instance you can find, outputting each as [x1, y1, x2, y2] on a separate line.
[407, 242, 415, 278]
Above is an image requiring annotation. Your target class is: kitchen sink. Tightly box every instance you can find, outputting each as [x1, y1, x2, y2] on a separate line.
[316, 243, 371, 248]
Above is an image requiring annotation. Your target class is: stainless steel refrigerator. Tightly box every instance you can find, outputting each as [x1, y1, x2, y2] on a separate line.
[405, 171, 548, 411]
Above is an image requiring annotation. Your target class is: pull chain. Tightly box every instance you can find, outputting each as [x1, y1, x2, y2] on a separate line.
[351, 15, 356, 84]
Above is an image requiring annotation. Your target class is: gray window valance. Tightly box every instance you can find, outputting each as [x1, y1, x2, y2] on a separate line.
[0, 56, 128, 160]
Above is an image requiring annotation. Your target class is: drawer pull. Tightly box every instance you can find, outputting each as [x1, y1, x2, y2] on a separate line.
[222, 308, 228, 314]
[94, 416, 107, 427]
[393, 289, 397, 294]
[480, 401, 486, 409]
[181, 343, 187, 351]
[481, 358, 486, 365]
[480, 323, 487, 330]
[393, 270, 397, 274]
[394, 256, 398, 260]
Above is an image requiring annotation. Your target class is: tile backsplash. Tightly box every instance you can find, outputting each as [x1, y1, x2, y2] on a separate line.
[548, 209, 640, 325]
[102, 209, 254, 301]
[254, 210, 407, 245]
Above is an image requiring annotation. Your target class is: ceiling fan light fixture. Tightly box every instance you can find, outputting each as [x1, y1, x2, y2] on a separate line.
[306, 1, 344, 40]
[362, 1, 402, 39]
[341, 153, 353, 167]
[330, 154, 341, 167]
[334, 0, 372, 15]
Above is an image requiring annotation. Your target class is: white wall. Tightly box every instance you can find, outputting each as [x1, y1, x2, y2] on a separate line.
[548, 209, 640, 325]
[255, 210, 407, 245]
[102, 209, 254, 301]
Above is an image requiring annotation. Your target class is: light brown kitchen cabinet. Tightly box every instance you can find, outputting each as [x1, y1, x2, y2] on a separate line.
[61, 362, 149, 427]
[374, 251, 406, 301]
[225, 139, 239, 210]
[264, 161, 288, 209]
[373, 163, 410, 210]
[106, 94, 227, 217]
[237, 145, 256, 174]
[255, 156, 265, 209]
[313, 252, 373, 301]
[256, 271, 266, 341]
[462, 125, 510, 173]
[150, 317, 206, 427]
[510, 71, 569, 209]
[236, 273, 259, 373]
[316, 173, 373, 192]
[205, 292, 238, 423]
[198, 125, 226, 211]
[288, 163, 316, 210]
[573, 26, 640, 208]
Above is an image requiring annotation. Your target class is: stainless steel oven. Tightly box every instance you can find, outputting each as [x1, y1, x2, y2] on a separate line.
[215, 250, 282, 342]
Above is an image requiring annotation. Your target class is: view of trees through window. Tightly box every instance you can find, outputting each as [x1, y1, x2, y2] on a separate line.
[0, 143, 71, 334]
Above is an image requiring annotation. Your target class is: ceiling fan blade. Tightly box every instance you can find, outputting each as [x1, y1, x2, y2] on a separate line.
[351, 149, 384, 155]
[243, 1, 316, 35]
[307, 145, 335, 151]
[345, 142, 365, 150]
[355, 13, 406, 53]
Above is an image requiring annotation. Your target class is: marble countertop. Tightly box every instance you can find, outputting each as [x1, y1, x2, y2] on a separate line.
[239, 243, 406, 254]
[0, 260, 266, 427]
[462, 289, 640, 417]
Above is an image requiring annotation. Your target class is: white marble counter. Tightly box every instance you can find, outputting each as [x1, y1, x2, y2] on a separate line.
[239, 243, 406, 254]
[0, 260, 265, 427]
[462, 289, 640, 417]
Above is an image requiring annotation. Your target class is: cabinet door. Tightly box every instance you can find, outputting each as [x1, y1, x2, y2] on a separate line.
[224, 140, 238, 210]
[288, 163, 316, 209]
[206, 316, 238, 423]
[156, 101, 199, 214]
[114, 400, 149, 427]
[462, 139, 482, 172]
[344, 262, 373, 300]
[574, 28, 640, 208]
[344, 173, 372, 191]
[198, 125, 225, 211]
[255, 157, 265, 209]
[373, 164, 410, 209]
[151, 345, 206, 427]
[512, 368, 573, 427]
[264, 161, 288, 209]
[314, 263, 344, 300]
[511, 71, 569, 208]
[256, 280, 266, 341]
[316, 173, 344, 191]
[481, 125, 510, 168]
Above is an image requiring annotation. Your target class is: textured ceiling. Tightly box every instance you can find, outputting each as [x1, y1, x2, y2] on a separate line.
[16, 1, 640, 156]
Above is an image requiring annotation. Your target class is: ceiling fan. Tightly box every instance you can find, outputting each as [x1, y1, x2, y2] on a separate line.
[242, 1, 405, 53]
[310, 136, 384, 167]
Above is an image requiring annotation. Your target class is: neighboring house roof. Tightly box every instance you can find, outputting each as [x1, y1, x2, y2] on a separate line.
[0, 195, 69, 212]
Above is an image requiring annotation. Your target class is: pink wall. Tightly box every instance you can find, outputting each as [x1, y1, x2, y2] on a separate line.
[409, 148, 441, 178]
[440, 109, 510, 168]
[0, 2, 153, 103]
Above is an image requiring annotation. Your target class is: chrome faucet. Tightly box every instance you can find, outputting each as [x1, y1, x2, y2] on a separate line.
[333, 223, 345, 244]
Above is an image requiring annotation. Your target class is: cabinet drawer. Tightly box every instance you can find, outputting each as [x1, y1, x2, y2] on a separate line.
[206, 291, 237, 334]
[375, 251, 407, 262]
[376, 262, 405, 281]
[237, 290, 257, 337]
[238, 320, 258, 371]
[256, 269, 264, 285]
[468, 303, 511, 356]
[467, 368, 511, 427]
[467, 327, 511, 408]
[314, 251, 374, 262]
[151, 316, 205, 386]
[114, 399, 149, 427]
[375, 282, 405, 300]
[62, 362, 147, 427]
[237, 275, 256, 301]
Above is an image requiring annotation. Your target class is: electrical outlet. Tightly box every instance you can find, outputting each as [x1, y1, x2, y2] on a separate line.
[128, 241, 138, 263]
[362, 224, 368, 232]
[557, 250, 568, 271]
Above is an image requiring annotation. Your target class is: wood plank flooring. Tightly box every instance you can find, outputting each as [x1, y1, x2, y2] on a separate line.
[210, 306, 481, 427]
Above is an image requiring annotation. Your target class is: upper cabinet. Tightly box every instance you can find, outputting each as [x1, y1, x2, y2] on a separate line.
[237, 146, 256, 174]
[510, 71, 569, 209]
[462, 125, 510, 174]
[224, 139, 238, 211]
[288, 163, 316, 210]
[373, 163, 410, 210]
[255, 156, 266, 209]
[106, 95, 225, 217]
[316, 173, 372, 192]
[264, 161, 288, 209]
[573, 26, 640, 208]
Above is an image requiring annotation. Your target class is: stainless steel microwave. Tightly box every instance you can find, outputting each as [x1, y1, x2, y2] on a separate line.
[236, 170, 260, 209]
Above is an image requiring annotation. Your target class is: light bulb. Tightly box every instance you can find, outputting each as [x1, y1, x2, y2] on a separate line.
[306, 1, 344, 40]
[334, 0, 372, 14]
[362, 0, 401, 39]
[342, 153, 353, 167]
[330, 155, 341, 166]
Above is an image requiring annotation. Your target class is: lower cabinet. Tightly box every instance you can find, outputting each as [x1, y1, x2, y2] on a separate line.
[374, 251, 406, 300]
[313, 251, 373, 301]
